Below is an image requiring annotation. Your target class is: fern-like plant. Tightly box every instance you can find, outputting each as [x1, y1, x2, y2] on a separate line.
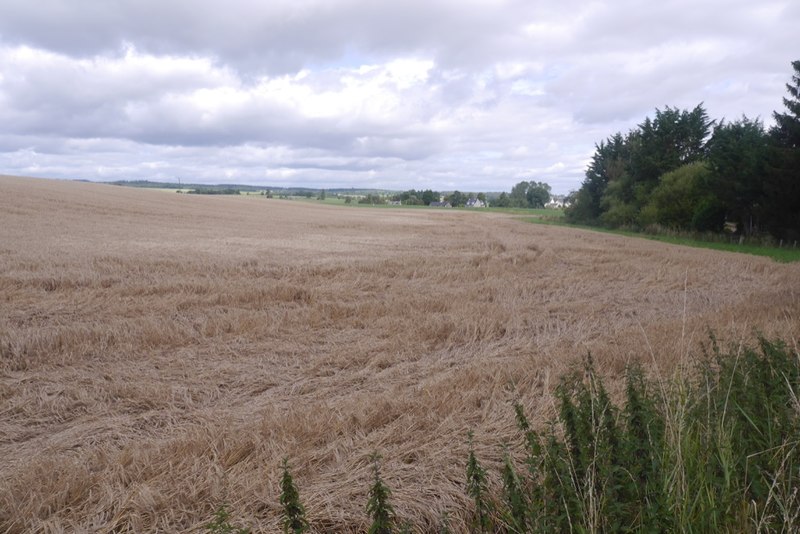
[500, 449, 528, 532]
[466, 432, 493, 532]
[206, 504, 250, 534]
[366, 452, 395, 534]
[280, 458, 309, 533]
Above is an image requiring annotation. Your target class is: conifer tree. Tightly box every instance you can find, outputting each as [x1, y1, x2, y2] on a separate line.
[765, 60, 800, 239]
[771, 60, 800, 149]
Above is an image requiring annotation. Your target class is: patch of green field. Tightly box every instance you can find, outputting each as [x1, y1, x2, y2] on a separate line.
[292, 197, 404, 207]
[482, 207, 565, 217]
[523, 217, 800, 262]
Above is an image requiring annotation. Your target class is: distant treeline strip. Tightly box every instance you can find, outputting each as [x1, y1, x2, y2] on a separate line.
[109, 180, 399, 197]
[187, 187, 241, 195]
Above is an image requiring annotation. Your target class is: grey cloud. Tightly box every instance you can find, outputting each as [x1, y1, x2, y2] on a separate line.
[1, 0, 797, 193]
[0, 0, 538, 74]
[0, 42, 457, 162]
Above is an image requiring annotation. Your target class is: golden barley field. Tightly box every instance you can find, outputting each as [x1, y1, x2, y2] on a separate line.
[1, 175, 798, 532]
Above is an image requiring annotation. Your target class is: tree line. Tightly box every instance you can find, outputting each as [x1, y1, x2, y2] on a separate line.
[387, 182, 554, 208]
[566, 60, 800, 241]
[492, 180, 552, 208]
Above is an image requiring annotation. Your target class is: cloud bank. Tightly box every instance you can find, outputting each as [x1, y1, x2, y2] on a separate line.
[0, 0, 797, 193]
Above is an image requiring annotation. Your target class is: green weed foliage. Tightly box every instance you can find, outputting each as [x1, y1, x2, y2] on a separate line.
[206, 504, 250, 534]
[466, 432, 494, 532]
[280, 459, 309, 534]
[366, 452, 396, 534]
[210, 335, 799, 532]
[501, 336, 800, 533]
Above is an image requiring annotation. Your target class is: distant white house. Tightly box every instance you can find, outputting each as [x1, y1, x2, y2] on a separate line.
[429, 201, 452, 208]
[465, 198, 486, 208]
[546, 199, 568, 209]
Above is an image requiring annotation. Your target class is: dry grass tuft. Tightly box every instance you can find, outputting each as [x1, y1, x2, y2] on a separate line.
[1, 175, 798, 532]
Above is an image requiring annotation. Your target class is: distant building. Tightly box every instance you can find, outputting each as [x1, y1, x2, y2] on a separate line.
[429, 201, 452, 208]
[465, 198, 485, 208]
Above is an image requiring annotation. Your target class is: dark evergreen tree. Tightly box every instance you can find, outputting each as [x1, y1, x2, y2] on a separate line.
[706, 117, 770, 235]
[568, 105, 712, 227]
[628, 105, 711, 186]
[610, 105, 712, 226]
[565, 133, 628, 224]
[765, 60, 800, 240]
[771, 60, 800, 149]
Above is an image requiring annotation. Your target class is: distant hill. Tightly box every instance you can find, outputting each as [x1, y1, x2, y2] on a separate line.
[107, 180, 398, 196]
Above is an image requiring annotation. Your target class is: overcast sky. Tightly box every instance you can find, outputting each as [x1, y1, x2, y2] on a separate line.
[0, 0, 796, 193]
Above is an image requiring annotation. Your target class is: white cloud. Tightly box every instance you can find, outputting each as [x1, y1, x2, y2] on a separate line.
[0, 0, 797, 193]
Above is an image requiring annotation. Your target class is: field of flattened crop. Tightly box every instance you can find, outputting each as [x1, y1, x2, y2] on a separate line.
[1, 175, 798, 532]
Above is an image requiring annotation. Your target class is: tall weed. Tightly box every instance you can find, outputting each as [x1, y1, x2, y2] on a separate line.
[482, 336, 800, 532]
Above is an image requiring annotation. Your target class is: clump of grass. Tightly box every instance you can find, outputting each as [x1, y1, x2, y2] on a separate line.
[669, 335, 800, 531]
[474, 335, 800, 532]
[437, 511, 453, 533]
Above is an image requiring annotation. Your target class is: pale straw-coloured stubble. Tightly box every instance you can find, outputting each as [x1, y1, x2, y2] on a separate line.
[0, 175, 798, 532]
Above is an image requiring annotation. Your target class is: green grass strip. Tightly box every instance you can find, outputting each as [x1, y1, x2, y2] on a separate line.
[521, 217, 800, 263]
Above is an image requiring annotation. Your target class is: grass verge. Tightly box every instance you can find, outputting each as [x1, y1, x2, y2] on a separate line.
[522, 217, 800, 262]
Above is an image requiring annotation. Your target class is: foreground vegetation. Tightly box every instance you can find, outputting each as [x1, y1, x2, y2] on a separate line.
[490, 335, 800, 533]
[214, 335, 799, 532]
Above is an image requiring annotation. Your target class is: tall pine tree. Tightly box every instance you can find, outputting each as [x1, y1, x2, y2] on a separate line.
[765, 60, 800, 239]
[707, 117, 770, 235]
[771, 60, 800, 149]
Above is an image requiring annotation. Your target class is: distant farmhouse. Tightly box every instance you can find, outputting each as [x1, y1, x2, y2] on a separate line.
[545, 196, 571, 209]
[429, 201, 452, 208]
[465, 198, 485, 208]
